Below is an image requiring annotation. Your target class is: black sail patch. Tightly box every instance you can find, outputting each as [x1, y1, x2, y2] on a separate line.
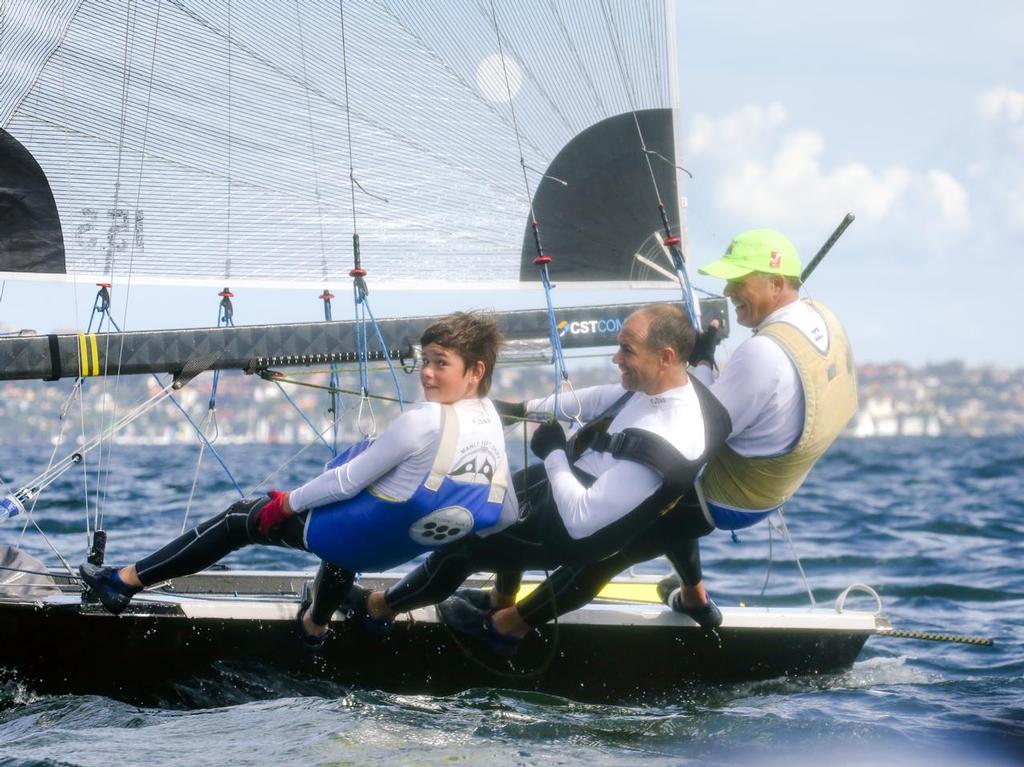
[0, 127, 66, 275]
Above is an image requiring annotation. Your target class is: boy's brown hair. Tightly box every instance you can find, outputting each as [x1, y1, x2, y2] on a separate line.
[420, 311, 503, 395]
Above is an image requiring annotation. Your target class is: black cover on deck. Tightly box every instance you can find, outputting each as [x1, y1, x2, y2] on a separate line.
[0, 128, 65, 275]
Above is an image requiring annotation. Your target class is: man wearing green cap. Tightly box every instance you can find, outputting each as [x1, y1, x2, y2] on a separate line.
[656, 228, 858, 611]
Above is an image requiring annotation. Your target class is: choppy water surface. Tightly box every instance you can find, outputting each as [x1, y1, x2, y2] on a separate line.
[1, 437, 1022, 766]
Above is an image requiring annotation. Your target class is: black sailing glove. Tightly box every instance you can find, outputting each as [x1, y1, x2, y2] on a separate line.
[688, 322, 722, 370]
[492, 400, 527, 426]
[530, 420, 567, 460]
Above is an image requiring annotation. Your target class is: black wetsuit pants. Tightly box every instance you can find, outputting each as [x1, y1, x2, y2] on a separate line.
[133, 496, 352, 625]
[383, 464, 713, 617]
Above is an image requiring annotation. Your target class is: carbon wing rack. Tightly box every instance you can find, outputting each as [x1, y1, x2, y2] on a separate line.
[0, 299, 728, 383]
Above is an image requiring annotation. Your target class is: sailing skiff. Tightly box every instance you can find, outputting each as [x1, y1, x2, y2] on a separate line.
[0, 565, 884, 705]
[0, 1, 911, 706]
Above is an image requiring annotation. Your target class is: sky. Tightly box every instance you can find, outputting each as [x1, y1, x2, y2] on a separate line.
[1, 0, 1021, 367]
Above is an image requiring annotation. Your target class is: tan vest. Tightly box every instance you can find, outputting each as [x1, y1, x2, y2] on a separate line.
[700, 299, 858, 512]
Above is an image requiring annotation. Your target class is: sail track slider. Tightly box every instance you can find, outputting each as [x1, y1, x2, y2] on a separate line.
[246, 349, 405, 375]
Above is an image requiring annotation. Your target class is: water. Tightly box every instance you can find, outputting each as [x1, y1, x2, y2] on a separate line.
[1, 437, 1022, 766]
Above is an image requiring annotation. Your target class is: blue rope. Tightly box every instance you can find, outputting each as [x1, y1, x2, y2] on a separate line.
[352, 281, 404, 413]
[100, 306, 245, 497]
[208, 293, 234, 409]
[361, 296, 404, 411]
[274, 380, 334, 452]
[352, 281, 371, 397]
[538, 265, 570, 419]
[668, 248, 701, 330]
[163, 394, 244, 496]
[86, 286, 112, 334]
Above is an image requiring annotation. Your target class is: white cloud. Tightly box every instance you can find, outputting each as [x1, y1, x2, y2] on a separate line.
[974, 86, 1024, 230]
[686, 103, 787, 159]
[977, 85, 1024, 124]
[687, 104, 972, 245]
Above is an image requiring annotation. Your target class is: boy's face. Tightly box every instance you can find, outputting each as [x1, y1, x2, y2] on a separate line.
[420, 343, 485, 404]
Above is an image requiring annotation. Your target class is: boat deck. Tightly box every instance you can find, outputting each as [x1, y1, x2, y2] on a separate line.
[0, 570, 886, 704]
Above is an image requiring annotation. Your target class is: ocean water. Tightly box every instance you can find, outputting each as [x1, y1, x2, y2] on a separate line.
[0, 436, 1022, 766]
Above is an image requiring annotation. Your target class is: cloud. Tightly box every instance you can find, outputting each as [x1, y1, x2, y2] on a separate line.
[977, 85, 1024, 125]
[975, 85, 1024, 231]
[686, 104, 972, 247]
[687, 103, 787, 159]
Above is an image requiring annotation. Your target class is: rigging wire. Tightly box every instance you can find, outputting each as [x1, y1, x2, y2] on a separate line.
[487, 0, 579, 424]
[13, 383, 84, 576]
[89, 1, 144, 544]
[10, 383, 181, 508]
[294, 0, 330, 282]
[338, 0, 404, 438]
[320, 290, 343, 454]
[596, 0, 702, 329]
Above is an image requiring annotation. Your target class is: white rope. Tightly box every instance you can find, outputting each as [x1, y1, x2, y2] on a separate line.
[14, 382, 178, 505]
[245, 411, 347, 497]
[181, 408, 218, 533]
[835, 583, 883, 616]
[776, 507, 816, 609]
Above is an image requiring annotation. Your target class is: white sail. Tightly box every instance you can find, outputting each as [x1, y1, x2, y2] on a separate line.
[0, 0, 682, 289]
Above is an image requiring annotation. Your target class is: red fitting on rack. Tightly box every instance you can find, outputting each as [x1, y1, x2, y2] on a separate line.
[662, 236, 681, 246]
[349, 268, 367, 277]
[319, 291, 335, 300]
[533, 255, 552, 265]
[96, 282, 112, 289]
[218, 288, 234, 298]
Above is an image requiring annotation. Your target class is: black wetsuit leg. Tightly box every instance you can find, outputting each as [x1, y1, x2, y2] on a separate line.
[666, 537, 703, 586]
[516, 491, 713, 627]
[382, 537, 478, 612]
[494, 570, 523, 598]
[135, 496, 308, 586]
[309, 561, 355, 625]
[515, 556, 626, 626]
[384, 464, 558, 612]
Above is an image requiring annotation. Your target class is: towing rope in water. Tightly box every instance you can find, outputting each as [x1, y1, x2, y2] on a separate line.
[876, 628, 994, 646]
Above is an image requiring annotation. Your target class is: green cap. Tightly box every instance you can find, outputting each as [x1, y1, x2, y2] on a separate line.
[699, 229, 802, 280]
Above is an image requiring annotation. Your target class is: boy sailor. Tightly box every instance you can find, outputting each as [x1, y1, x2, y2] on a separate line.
[80, 312, 517, 645]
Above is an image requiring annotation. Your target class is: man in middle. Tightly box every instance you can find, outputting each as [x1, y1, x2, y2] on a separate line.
[350, 302, 732, 655]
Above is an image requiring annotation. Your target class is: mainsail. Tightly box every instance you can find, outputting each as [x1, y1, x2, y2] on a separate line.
[0, 0, 687, 290]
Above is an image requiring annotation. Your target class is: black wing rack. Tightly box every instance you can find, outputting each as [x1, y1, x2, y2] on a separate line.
[0, 299, 728, 383]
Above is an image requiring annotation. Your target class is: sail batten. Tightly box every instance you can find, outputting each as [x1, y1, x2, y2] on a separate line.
[2, 0, 681, 288]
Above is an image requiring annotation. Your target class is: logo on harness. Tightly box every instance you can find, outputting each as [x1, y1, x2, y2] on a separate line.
[409, 506, 474, 545]
[450, 453, 495, 482]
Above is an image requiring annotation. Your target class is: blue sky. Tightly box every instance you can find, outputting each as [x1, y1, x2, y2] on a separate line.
[676, 1, 1023, 367]
[1, 1, 1021, 367]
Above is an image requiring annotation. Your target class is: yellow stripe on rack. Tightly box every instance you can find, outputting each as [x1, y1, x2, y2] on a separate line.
[78, 333, 101, 376]
[513, 580, 663, 605]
